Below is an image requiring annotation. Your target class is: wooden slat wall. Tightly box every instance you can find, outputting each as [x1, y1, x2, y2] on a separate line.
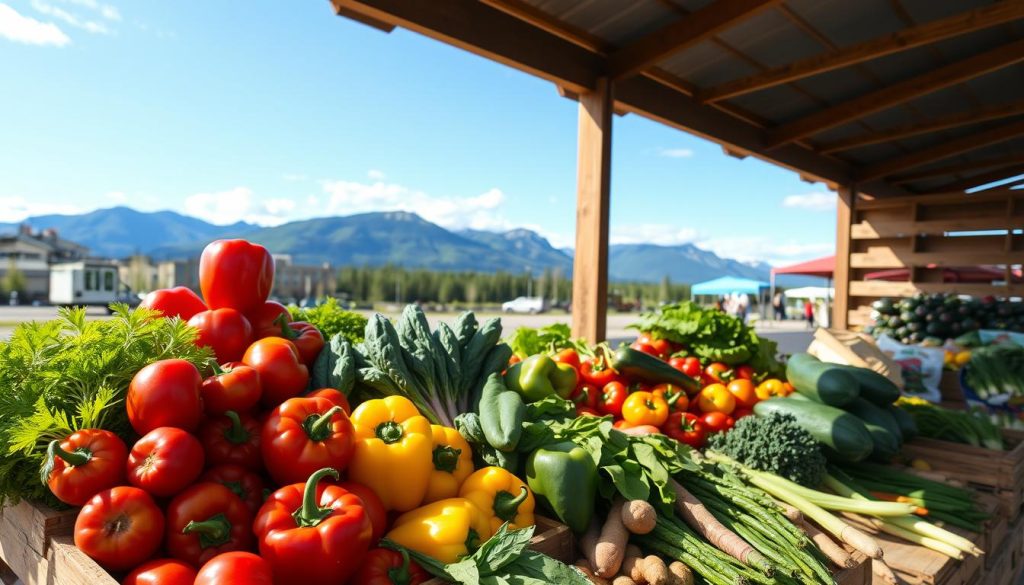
[843, 191, 1023, 328]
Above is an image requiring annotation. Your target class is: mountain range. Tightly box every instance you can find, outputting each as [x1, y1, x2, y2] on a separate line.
[2, 206, 822, 285]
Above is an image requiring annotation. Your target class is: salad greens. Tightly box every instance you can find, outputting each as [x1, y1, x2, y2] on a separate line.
[289, 297, 367, 344]
[0, 305, 212, 506]
[506, 323, 592, 359]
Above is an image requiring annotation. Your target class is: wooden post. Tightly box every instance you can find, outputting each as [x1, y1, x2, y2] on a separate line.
[571, 77, 612, 342]
[833, 184, 855, 329]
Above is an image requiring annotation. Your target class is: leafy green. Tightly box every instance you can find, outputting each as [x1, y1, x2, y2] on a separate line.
[289, 297, 367, 344]
[506, 323, 592, 359]
[383, 523, 589, 585]
[709, 412, 827, 487]
[630, 301, 783, 375]
[309, 333, 357, 394]
[0, 305, 212, 506]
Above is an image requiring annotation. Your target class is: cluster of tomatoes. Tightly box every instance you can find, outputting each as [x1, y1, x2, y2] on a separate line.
[563, 333, 793, 449]
[43, 240, 420, 585]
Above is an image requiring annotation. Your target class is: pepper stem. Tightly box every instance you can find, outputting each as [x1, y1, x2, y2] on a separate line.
[276, 314, 298, 340]
[432, 445, 461, 473]
[387, 548, 414, 585]
[210, 361, 225, 376]
[464, 528, 481, 554]
[303, 406, 344, 442]
[48, 440, 91, 467]
[292, 467, 339, 528]
[493, 486, 529, 522]
[223, 411, 250, 445]
[182, 514, 232, 549]
[376, 420, 404, 444]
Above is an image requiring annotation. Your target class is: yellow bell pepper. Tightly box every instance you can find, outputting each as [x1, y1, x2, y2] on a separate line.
[424, 425, 474, 504]
[349, 396, 434, 512]
[386, 498, 492, 563]
[458, 466, 535, 534]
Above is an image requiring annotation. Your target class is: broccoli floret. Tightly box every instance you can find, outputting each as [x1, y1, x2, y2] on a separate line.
[710, 412, 826, 487]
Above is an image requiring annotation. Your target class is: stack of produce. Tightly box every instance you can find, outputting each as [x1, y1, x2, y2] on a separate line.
[3, 238, 587, 584]
[896, 396, 1004, 450]
[867, 293, 1024, 346]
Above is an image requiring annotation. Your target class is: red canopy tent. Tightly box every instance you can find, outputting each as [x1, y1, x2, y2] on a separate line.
[771, 256, 835, 280]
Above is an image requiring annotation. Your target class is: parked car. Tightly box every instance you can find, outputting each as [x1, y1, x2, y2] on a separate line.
[502, 296, 547, 314]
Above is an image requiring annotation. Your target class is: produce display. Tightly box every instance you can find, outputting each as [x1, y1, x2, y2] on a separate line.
[1, 237, 1018, 585]
[867, 293, 1024, 345]
[896, 396, 1004, 450]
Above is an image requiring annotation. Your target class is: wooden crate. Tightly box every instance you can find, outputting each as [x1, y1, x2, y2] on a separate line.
[977, 517, 1022, 585]
[900, 430, 1024, 520]
[421, 516, 573, 585]
[848, 514, 983, 585]
[835, 552, 871, 585]
[0, 499, 87, 585]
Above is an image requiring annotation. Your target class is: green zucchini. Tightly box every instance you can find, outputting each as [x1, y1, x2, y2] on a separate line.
[785, 353, 860, 407]
[753, 398, 873, 463]
[845, 398, 902, 462]
[887, 404, 918, 442]
[611, 346, 699, 394]
[840, 366, 900, 407]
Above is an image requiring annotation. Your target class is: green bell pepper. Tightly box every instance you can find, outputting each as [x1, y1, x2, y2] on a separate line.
[504, 355, 578, 402]
[525, 441, 597, 533]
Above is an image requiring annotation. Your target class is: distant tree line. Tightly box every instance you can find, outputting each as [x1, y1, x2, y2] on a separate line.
[334, 265, 691, 308]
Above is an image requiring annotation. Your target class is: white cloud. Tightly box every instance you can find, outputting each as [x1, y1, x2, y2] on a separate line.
[184, 187, 295, 226]
[263, 198, 296, 216]
[781, 191, 836, 211]
[58, 0, 119, 20]
[0, 3, 70, 46]
[30, 0, 107, 34]
[0, 196, 80, 222]
[659, 148, 695, 159]
[610, 224, 699, 246]
[698, 236, 832, 267]
[367, 169, 386, 181]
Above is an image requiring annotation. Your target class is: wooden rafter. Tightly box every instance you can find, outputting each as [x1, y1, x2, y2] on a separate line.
[858, 118, 1024, 181]
[697, 1, 1024, 104]
[606, 0, 782, 80]
[767, 38, 1024, 148]
[478, 0, 608, 54]
[819, 101, 1024, 153]
[921, 164, 1024, 194]
[891, 154, 1024, 184]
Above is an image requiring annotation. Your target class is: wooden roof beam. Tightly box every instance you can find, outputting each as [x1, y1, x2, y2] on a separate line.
[858, 118, 1024, 181]
[919, 163, 1024, 194]
[697, 1, 1024, 104]
[820, 100, 1024, 154]
[891, 154, 1024, 183]
[766, 37, 1024, 148]
[607, 0, 782, 81]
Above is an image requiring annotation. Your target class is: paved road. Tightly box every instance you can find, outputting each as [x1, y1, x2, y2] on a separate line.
[0, 306, 814, 353]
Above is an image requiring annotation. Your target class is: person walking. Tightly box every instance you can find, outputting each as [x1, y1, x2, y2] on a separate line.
[772, 292, 785, 320]
[804, 299, 815, 329]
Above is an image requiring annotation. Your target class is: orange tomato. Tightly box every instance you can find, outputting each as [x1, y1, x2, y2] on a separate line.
[755, 378, 785, 401]
[621, 391, 670, 427]
[726, 379, 757, 409]
[696, 383, 735, 415]
[780, 382, 795, 397]
[651, 383, 689, 413]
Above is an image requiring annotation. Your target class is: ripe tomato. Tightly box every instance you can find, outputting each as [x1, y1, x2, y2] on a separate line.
[662, 412, 706, 448]
[74, 486, 164, 572]
[571, 383, 600, 409]
[123, 559, 197, 585]
[165, 482, 254, 567]
[199, 411, 263, 471]
[199, 239, 274, 314]
[201, 464, 267, 516]
[726, 379, 758, 409]
[354, 548, 429, 585]
[189, 308, 254, 363]
[630, 341, 663, 360]
[139, 286, 208, 321]
[755, 378, 786, 401]
[696, 383, 736, 415]
[551, 348, 581, 371]
[598, 381, 629, 418]
[307, 387, 353, 414]
[247, 300, 293, 339]
[280, 319, 325, 366]
[651, 383, 689, 414]
[195, 552, 274, 585]
[702, 411, 735, 434]
[732, 408, 754, 420]
[579, 356, 619, 387]
[734, 364, 756, 381]
[648, 338, 673, 360]
[201, 362, 262, 415]
[702, 362, 731, 385]
[127, 359, 203, 435]
[243, 337, 310, 408]
[127, 427, 205, 498]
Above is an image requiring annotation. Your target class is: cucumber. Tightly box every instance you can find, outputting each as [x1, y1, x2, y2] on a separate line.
[753, 398, 873, 463]
[840, 366, 900, 406]
[887, 404, 918, 442]
[786, 353, 860, 407]
[845, 398, 902, 462]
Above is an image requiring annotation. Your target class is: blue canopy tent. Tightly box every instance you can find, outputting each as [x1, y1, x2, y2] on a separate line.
[690, 276, 770, 320]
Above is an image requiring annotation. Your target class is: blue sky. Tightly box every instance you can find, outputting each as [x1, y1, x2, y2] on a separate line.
[0, 0, 838, 266]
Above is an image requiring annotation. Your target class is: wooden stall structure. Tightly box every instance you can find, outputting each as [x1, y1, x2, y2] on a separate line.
[329, 0, 1024, 341]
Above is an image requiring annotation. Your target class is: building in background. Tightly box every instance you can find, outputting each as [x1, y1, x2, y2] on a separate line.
[0, 226, 90, 302]
[156, 259, 200, 291]
[271, 255, 335, 303]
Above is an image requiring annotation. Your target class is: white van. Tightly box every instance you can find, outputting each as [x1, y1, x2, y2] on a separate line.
[502, 296, 547, 314]
[49, 261, 137, 309]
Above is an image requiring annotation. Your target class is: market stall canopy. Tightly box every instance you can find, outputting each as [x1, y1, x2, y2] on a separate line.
[864, 266, 1022, 283]
[772, 256, 835, 279]
[783, 286, 834, 299]
[692, 276, 769, 296]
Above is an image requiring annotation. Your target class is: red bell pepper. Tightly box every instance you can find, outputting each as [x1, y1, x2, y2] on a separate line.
[651, 383, 689, 414]
[200, 239, 274, 314]
[254, 468, 372, 585]
[243, 337, 309, 408]
[201, 362, 262, 415]
[551, 348, 581, 371]
[662, 412, 706, 448]
[188, 308, 254, 363]
[248, 300, 293, 338]
[201, 463, 267, 516]
[354, 548, 429, 585]
[195, 551, 274, 585]
[570, 383, 599, 410]
[276, 316, 325, 366]
[261, 396, 355, 486]
[165, 482, 254, 567]
[579, 354, 619, 387]
[339, 480, 388, 543]
[140, 286, 208, 321]
[43, 429, 127, 506]
[307, 387, 352, 414]
[74, 486, 165, 572]
[200, 411, 263, 471]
